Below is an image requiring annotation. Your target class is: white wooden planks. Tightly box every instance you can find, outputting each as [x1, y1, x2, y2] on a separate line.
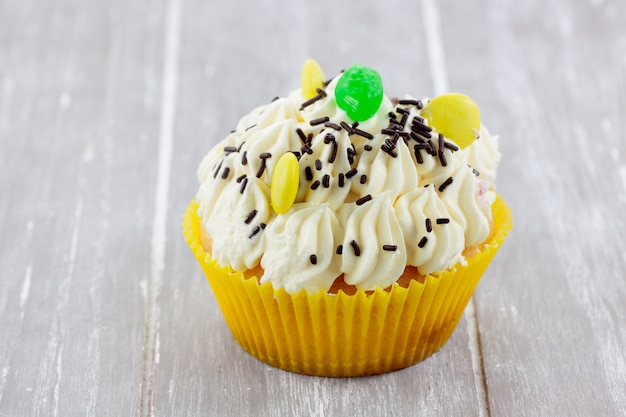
[0, 0, 625, 416]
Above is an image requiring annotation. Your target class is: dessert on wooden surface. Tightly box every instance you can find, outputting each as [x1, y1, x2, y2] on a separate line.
[183, 59, 511, 377]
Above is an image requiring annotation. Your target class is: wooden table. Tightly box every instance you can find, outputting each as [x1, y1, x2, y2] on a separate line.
[1, 0, 625, 415]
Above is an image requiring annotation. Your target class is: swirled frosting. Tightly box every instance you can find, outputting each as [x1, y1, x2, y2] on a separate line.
[196, 72, 501, 293]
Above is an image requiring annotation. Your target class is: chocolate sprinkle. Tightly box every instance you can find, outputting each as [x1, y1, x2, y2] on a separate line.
[444, 142, 459, 152]
[311, 180, 321, 190]
[248, 225, 262, 239]
[345, 168, 358, 179]
[244, 209, 258, 224]
[224, 146, 238, 153]
[414, 146, 424, 164]
[350, 240, 361, 256]
[259, 152, 272, 159]
[310, 254, 318, 265]
[315, 159, 322, 170]
[245, 124, 257, 132]
[382, 245, 398, 251]
[324, 121, 342, 131]
[359, 174, 367, 184]
[364, 144, 373, 151]
[310, 116, 330, 126]
[213, 159, 223, 179]
[329, 141, 338, 163]
[336, 245, 343, 255]
[426, 218, 433, 233]
[418, 236, 428, 248]
[353, 128, 373, 139]
[322, 174, 330, 188]
[340, 121, 354, 134]
[236, 174, 246, 183]
[296, 128, 307, 143]
[437, 134, 447, 166]
[221, 166, 230, 179]
[438, 177, 453, 192]
[305, 166, 313, 181]
[301, 93, 324, 109]
[256, 159, 267, 178]
[355, 194, 372, 205]
[324, 133, 336, 144]
[338, 173, 345, 187]
[239, 177, 249, 194]
[241, 151, 248, 165]
[436, 218, 450, 224]
[381, 144, 398, 158]
[398, 99, 423, 108]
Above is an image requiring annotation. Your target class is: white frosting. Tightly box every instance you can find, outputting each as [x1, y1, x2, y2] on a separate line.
[260, 203, 343, 293]
[197, 175, 271, 271]
[394, 186, 465, 275]
[340, 192, 407, 290]
[196, 71, 501, 293]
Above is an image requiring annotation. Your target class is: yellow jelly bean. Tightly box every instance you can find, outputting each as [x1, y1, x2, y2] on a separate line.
[301, 58, 325, 100]
[270, 152, 300, 214]
[422, 93, 481, 149]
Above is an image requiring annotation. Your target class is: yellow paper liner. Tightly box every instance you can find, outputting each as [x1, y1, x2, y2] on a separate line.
[183, 195, 512, 377]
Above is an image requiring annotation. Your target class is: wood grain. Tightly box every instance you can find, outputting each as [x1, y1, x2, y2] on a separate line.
[0, 0, 625, 415]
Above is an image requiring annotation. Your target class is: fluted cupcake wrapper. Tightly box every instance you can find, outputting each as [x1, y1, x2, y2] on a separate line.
[183, 195, 512, 377]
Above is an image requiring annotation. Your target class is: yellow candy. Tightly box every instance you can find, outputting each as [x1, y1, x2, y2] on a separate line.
[422, 93, 481, 149]
[270, 152, 300, 214]
[301, 59, 325, 100]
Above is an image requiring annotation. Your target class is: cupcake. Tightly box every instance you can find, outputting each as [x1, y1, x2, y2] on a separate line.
[183, 59, 512, 377]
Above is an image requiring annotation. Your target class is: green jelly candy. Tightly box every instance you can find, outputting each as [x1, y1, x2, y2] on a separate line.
[335, 64, 384, 121]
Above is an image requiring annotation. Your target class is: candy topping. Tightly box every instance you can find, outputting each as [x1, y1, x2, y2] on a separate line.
[301, 59, 325, 100]
[422, 93, 480, 149]
[270, 152, 300, 214]
[335, 64, 384, 122]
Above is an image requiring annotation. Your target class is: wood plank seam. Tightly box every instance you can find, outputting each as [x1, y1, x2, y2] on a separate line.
[140, 0, 183, 415]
